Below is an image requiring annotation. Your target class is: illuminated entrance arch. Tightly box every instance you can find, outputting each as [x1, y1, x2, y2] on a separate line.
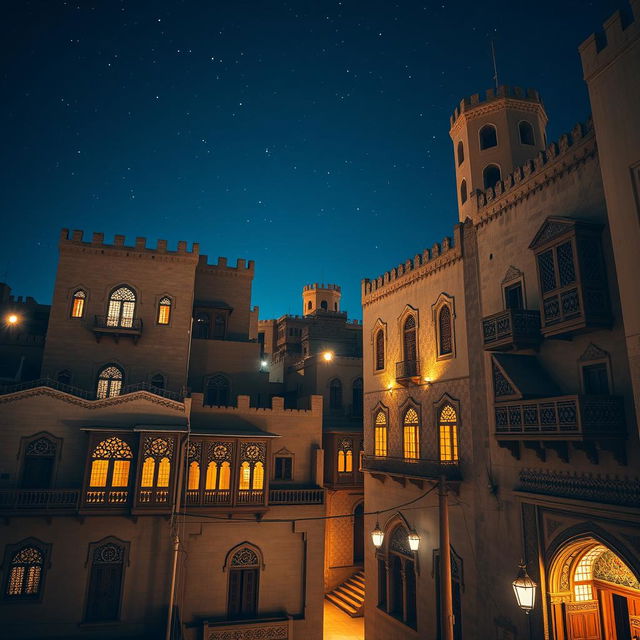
[547, 535, 640, 640]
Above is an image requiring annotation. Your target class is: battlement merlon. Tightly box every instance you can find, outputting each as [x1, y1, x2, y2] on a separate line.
[449, 85, 546, 131]
[579, 1, 639, 81]
[361, 224, 463, 301]
[59, 229, 200, 259]
[197, 254, 256, 275]
[303, 283, 342, 292]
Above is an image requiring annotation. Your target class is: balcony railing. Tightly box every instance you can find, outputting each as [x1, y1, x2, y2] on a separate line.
[237, 489, 265, 505]
[395, 359, 420, 384]
[0, 489, 80, 511]
[93, 315, 143, 343]
[494, 395, 625, 438]
[203, 615, 292, 640]
[85, 489, 130, 505]
[269, 487, 325, 505]
[482, 309, 541, 351]
[363, 455, 461, 481]
[185, 489, 233, 506]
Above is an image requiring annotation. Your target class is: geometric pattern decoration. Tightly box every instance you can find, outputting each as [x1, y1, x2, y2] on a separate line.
[92, 437, 133, 459]
[93, 542, 124, 564]
[26, 437, 56, 457]
[230, 547, 259, 568]
[240, 442, 266, 463]
[389, 525, 412, 556]
[492, 362, 516, 398]
[593, 550, 640, 590]
[143, 436, 174, 460]
[208, 442, 233, 463]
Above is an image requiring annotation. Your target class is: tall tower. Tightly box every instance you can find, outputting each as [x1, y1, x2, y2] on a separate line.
[449, 85, 548, 221]
[302, 283, 341, 315]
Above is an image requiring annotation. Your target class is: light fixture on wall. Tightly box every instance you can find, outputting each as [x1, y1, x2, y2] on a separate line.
[322, 351, 334, 362]
[371, 519, 384, 548]
[407, 530, 420, 551]
[6, 314, 19, 325]
[512, 560, 537, 613]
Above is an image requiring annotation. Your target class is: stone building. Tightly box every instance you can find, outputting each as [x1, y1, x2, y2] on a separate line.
[361, 3, 640, 639]
[0, 232, 326, 640]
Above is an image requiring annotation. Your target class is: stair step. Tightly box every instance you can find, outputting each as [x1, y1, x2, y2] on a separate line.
[325, 593, 359, 616]
[325, 570, 366, 618]
[344, 580, 365, 596]
[334, 587, 362, 607]
[350, 576, 365, 588]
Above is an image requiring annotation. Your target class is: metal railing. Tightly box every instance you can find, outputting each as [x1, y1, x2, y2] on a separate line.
[395, 359, 420, 381]
[0, 489, 80, 511]
[269, 487, 324, 504]
[94, 315, 143, 332]
[363, 455, 461, 481]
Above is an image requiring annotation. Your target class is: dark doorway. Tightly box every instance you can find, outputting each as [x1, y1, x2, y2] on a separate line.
[353, 503, 364, 565]
[504, 282, 524, 310]
[613, 594, 631, 640]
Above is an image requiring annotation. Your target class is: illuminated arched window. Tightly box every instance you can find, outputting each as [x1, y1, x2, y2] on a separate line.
[483, 164, 501, 190]
[403, 408, 419, 460]
[187, 461, 200, 490]
[479, 124, 497, 150]
[338, 438, 353, 473]
[237, 443, 265, 500]
[252, 462, 264, 490]
[87, 437, 133, 503]
[438, 404, 459, 462]
[519, 121, 535, 146]
[204, 443, 233, 496]
[239, 461, 251, 490]
[6, 545, 45, 598]
[206, 374, 230, 407]
[96, 365, 123, 399]
[403, 315, 417, 362]
[374, 411, 388, 456]
[375, 329, 385, 371]
[138, 437, 172, 494]
[106, 286, 136, 328]
[438, 306, 453, 356]
[330, 378, 342, 410]
[219, 461, 231, 490]
[157, 297, 171, 325]
[457, 140, 464, 165]
[460, 179, 467, 204]
[71, 290, 86, 318]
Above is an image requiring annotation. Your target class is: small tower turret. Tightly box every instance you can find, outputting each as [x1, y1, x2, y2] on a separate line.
[302, 283, 341, 316]
[449, 85, 548, 221]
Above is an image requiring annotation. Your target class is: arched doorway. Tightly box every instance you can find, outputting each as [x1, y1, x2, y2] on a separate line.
[548, 536, 640, 640]
[353, 502, 364, 565]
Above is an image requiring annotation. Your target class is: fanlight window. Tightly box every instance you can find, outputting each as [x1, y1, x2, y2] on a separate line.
[375, 329, 385, 371]
[338, 438, 354, 473]
[71, 290, 86, 318]
[438, 306, 453, 356]
[96, 365, 123, 399]
[6, 546, 44, 598]
[403, 315, 417, 362]
[374, 411, 388, 456]
[479, 124, 497, 150]
[573, 545, 606, 601]
[157, 297, 171, 325]
[439, 404, 459, 462]
[106, 286, 136, 328]
[89, 437, 133, 489]
[403, 408, 419, 460]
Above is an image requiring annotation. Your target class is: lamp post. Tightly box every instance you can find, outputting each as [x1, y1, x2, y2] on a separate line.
[512, 561, 537, 613]
[371, 518, 384, 548]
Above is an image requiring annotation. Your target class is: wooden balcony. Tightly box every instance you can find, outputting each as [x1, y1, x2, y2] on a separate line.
[93, 315, 143, 343]
[269, 487, 324, 505]
[395, 359, 421, 385]
[363, 455, 461, 484]
[482, 309, 541, 351]
[0, 489, 80, 513]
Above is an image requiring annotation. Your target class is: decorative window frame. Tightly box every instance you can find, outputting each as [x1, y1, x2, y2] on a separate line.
[432, 293, 456, 361]
[434, 393, 461, 463]
[155, 293, 174, 327]
[69, 286, 89, 319]
[203, 372, 232, 407]
[371, 318, 387, 375]
[397, 305, 419, 363]
[95, 362, 125, 400]
[578, 343, 613, 395]
[2, 537, 52, 602]
[372, 402, 389, 457]
[399, 397, 421, 460]
[17, 432, 62, 488]
[272, 447, 294, 482]
[501, 266, 527, 309]
[82, 536, 130, 623]
[478, 122, 499, 151]
[223, 542, 265, 572]
[104, 284, 139, 326]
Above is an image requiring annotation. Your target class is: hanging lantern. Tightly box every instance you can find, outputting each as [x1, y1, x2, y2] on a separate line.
[512, 561, 537, 613]
[407, 530, 420, 552]
[371, 520, 384, 548]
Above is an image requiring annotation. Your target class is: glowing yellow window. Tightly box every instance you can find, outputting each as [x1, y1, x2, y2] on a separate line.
[111, 460, 130, 487]
[219, 461, 230, 490]
[403, 408, 419, 459]
[89, 460, 109, 487]
[439, 404, 459, 462]
[157, 457, 170, 487]
[337, 450, 345, 473]
[345, 450, 353, 472]
[157, 297, 171, 325]
[71, 290, 86, 318]
[205, 462, 218, 490]
[188, 461, 200, 490]
[239, 461, 251, 490]
[141, 457, 155, 487]
[252, 462, 264, 490]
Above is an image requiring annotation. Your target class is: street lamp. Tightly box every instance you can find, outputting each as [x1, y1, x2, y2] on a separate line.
[512, 561, 537, 613]
[371, 519, 384, 548]
[322, 351, 333, 362]
[7, 314, 19, 325]
[407, 530, 420, 551]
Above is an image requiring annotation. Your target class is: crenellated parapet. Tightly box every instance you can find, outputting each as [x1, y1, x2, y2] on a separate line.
[303, 283, 341, 292]
[449, 85, 544, 131]
[193, 393, 323, 417]
[473, 118, 597, 226]
[59, 229, 199, 261]
[361, 225, 462, 306]
[579, 0, 639, 80]
[197, 254, 255, 276]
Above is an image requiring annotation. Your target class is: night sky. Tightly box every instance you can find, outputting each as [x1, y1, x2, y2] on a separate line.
[1, 0, 620, 320]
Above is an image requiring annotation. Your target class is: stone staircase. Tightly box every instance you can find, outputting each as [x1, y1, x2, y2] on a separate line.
[325, 570, 365, 617]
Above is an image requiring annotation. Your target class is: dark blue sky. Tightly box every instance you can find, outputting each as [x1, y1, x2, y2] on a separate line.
[1, 0, 620, 320]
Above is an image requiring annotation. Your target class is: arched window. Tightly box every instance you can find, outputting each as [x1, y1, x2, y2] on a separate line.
[150, 373, 165, 389]
[96, 365, 123, 399]
[57, 370, 72, 386]
[352, 378, 363, 417]
[228, 546, 260, 619]
[375, 329, 385, 371]
[483, 164, 501, 190]
[194, 312, 210, 339]
[403, 408, 419, 460]
[106, 286, 136, 328]
[307, 300, 312, 310]
[205, 374, 230, 406]
[403, 315, 417, 362]
[21, 436, 57, 489]
[187, 461, 200, 490]
[479, 124, 497, 150]
[320, 300, 328, 310]
[138, 437, 173, 503]
[330, 378, 342, 411]
[457, 140, 464, 165]
[438, 306, 453, 356]
[519, 121, 535, 146]
[438, 404, 459, 462]
[237, 443, 265, 499]
[87, 437, 133, 503]
[374, 411, 388, 456]
[213, 313, 226, 338]
[337, 438, 353, 473]
[85, 540, 126, 622]
[5, 545, 45, 598]
[157, 297, 171, 325]
[460, 179, 467, 204]
[71, 290, 86, 318]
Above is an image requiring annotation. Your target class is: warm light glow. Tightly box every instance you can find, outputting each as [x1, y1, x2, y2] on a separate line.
[371, 521, 384, 548]
[512, 562, 537, 613]
[408, 531, 420, 552]
[261, 360, 268, 368]
[7, 314, 18, 325]
[323, 351, 334, 362]
[387, 384, 393, 391]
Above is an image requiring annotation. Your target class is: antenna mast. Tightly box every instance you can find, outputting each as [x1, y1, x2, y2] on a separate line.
[491, 40, 499, 89]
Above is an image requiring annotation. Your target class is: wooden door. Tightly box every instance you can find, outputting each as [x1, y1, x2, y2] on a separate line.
[612, 594, 632, 640]
[566, 602, 602, 640]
